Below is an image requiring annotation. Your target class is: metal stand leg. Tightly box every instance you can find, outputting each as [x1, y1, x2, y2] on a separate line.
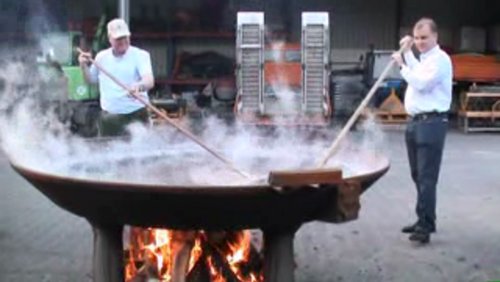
[263, 227, 298, 282]
[92, 223, 124, 282]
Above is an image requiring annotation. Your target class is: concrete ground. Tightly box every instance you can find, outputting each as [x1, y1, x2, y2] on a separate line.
[1, 129, 499, 282]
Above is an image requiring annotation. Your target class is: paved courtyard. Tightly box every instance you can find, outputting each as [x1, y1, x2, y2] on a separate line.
[0, 129, 499, 282]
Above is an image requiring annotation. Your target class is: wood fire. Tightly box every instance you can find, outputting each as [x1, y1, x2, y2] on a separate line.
[125, 228, 263, 282]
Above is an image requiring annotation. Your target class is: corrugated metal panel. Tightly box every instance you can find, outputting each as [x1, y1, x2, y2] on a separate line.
[332, 12, 396, 49]
[288, 0, 398, 63]
[399, 26, 454, 48]
[135, 41, 169, 78]
[401, 0, 496, 27]
[67, 1, 104, 21]
[330, 49, 366, 70]
[176, 40, 235, 58]
[329, 0, 397, 50]
[400, 0, 498, 52]
[488, 25, 500, 52]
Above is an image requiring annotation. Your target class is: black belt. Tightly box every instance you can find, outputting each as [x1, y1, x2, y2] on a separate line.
[411, 112, 448, 121]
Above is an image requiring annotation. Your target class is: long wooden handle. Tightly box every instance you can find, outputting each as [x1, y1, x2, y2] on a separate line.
[317, 53, 400, 167]
[77, 49, 252, 179]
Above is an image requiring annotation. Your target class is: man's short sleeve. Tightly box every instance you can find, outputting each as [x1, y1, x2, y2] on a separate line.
[88, 52, 102, 84]
[88, 64, 99, 83]
[137, 51, 153, 77]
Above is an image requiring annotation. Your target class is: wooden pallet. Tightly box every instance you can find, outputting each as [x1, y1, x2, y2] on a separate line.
[458, 92, 500, 133]
[360, 109, 408, 125]
[371, 88, 408, 124]
[373, 110, 409, 124]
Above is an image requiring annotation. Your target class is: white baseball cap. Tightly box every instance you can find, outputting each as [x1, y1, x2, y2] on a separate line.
[107, 18, 131, 39]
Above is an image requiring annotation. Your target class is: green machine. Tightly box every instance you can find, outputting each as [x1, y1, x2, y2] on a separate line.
[38, 30, 102, 137]
[63, 66, 98, 101]
[36, 15, 111, 136]
[39, 31, 99, 101]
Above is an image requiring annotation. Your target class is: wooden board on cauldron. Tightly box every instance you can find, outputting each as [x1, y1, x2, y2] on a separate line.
[268, 168, 342, 187]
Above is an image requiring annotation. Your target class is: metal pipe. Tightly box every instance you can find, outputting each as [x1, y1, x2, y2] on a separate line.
[118, 0, 130, 24]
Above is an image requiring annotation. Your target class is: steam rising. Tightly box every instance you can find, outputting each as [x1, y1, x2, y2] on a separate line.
[266, 41, 301, 119]
[0, 57, 388, 187]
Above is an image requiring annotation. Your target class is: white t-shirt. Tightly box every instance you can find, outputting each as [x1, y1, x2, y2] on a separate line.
[89, 46, 153, 114]
[401, 45, 452, 116]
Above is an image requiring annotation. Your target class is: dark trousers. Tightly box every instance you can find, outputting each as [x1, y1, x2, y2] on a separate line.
[99, 107, 149, 137]
[405, 114, 448, 232]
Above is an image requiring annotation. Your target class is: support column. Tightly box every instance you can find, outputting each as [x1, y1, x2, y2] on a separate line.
[92, 223, 124, 282]
[118, 0, 130, 24]
[262, 227, 298, 282]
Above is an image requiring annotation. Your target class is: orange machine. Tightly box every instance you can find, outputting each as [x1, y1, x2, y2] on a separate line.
[264, 43, 302, 88]
[451, 54, 500, 82]
[235, 12, 331, 126]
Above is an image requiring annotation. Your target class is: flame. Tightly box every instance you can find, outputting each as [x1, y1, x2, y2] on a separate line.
[125, 228, 262, 282]
[225, 231, 256, 282]
[188, 235, 203, 271]
[124, 247, 137, 281]
[207, 256, 228, 282]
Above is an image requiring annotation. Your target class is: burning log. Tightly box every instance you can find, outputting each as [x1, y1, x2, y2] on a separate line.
[204, 241, 241, 282]
[205, 231, 263, 280]
[171, 231, 197, 282]
[236, 244, 262, 279]
[185, 255, 211, 282]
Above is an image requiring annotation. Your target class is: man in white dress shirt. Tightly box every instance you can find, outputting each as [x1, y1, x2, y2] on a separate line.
[78, 18, 155, 136]
[392, 18, 452, 244]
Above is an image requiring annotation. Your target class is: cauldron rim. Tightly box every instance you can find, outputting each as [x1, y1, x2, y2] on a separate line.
[10, 153, 390, 192]
[9, 154, 390, 229]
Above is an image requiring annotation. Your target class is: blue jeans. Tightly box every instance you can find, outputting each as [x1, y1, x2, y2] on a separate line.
[405, 113, 448, 232]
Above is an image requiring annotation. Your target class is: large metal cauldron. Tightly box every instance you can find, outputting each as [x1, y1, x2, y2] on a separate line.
[11, 151, 389, 282]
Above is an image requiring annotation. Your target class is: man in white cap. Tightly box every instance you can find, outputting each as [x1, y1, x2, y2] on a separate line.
[78, 18, 154, 136]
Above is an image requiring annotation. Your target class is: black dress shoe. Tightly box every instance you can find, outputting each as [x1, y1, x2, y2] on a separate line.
[401, 223, 418, 233]
[409, 231, 430, 244]
[401, 223, 436, 234]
